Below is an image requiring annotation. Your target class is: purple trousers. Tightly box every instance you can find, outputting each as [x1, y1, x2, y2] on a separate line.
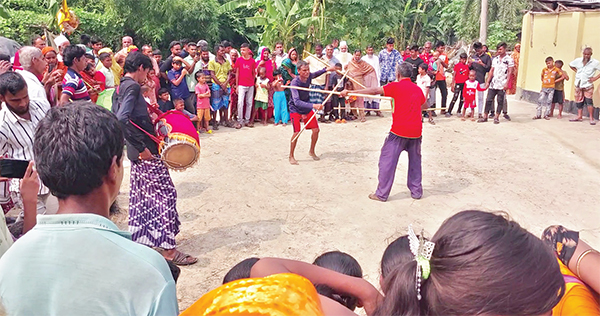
[375, 133, 423, 200]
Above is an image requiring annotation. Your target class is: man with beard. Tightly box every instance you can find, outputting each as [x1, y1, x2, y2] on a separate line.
[569, 47, 600, 124]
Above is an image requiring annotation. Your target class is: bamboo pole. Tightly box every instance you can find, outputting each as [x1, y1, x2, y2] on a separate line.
[290, 71, 350, 143]
[305, 51, 367, 89]
[282, 85, 394, 102]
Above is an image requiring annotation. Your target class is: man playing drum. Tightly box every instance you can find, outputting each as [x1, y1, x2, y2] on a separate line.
[113, 52, 197, 265]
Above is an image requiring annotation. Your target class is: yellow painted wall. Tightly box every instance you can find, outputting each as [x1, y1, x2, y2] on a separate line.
[519, 11, 600, 104]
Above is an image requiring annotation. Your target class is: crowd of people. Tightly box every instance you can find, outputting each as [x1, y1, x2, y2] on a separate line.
[0, 32, 598, 315]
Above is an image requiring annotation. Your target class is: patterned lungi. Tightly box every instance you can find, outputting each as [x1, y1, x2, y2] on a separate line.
[128, 158, 180, 250]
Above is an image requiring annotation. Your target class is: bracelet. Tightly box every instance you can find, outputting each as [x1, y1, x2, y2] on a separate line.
[576, 249, 596, 279]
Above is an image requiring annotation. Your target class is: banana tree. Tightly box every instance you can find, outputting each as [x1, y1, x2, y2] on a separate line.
[221, 0, 321, 48]
[0, 5, 9, 19]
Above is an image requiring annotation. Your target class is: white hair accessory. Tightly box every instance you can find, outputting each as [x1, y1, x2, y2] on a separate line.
[408, 224, 435, 300]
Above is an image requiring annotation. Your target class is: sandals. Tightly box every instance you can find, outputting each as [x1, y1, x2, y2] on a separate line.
[532, 116, 541, 120]
[428, 118, 435, 125]
[477, 118, 488, 123]
[172, 251, 198, 266]
[569, 118, 583, 122]
[494, 117, 500, 124]
[591, 121, 597, 125]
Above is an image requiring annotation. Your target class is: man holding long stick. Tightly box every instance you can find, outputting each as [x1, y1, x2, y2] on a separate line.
[341, 63, 427, 201]
[289, 61, 336, 165]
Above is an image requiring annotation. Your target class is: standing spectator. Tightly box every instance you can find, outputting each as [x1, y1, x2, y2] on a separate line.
[235, 43, 257, 128]
[142, 45, 160, 75]
[256, 47, 275, 122]
[420, 41, 433, 64]
[228, 49, 239, 123]
[434, 41, 448, 115]
[59, 45, 90, 105]
[403, 45, 424, 83]
[362, 45, 381, 115]
[347, 49, 377, 122]
[167, 59, 190, 106]
[208, 44, 232, 127]
[469, 42, 492, 118]
[114, 36, 133, 68]
[53, 34, 70, 63]
[98, 53, 116, 88]
[183, 42, 202, 114]
[0, 72, 51, 224]
[304, 44, 328, 122]
[221, 40, 233, 63]
[95, 48, 122, 86]
[331, 38, 340, 55]
[550, 60, 569, 118]
[17, 46, 59, 109]
[448, 53, 469, 116]
[197, 40, 215, 61]
[569, 47, 600, 124]
[90, 37, 103, 64]
[274, 41, 288, 69]
[337, 41, 353, 69]
[534, 57, 562, 120]
[507, 43, 520, 96]
[379, 38, 403, 86]
[159, 41, 190, 81]
[479, 42, 514, 124]
[31, 36, 46, 50]
[80, 63, 106, 103]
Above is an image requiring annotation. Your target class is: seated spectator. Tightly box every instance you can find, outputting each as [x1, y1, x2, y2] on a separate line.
[0, 102, 179, 316]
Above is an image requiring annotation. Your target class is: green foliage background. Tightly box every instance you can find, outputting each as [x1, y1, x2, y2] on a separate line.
[1, 0, 530, 52]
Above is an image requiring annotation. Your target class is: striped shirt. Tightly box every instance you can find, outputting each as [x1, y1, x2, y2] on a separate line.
[0, 101, 50, 195]
[61, 68, 90, 101]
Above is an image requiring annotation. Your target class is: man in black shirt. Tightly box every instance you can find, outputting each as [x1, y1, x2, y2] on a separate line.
[469, 42, 492, 118]
[403, 45, 424, 83]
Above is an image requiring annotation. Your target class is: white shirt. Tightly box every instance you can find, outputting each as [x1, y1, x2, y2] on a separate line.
[416, 74, 431, 98]
[99, 66, 115, 88]
[362, 54, 381, 82]
[337, 52, 353, 68]
[16, 70, 50, 109]
[304, 55, 327, 86]
[490, 54, 514, 90]
[0, 100, 50, 196]
[569, 57, 600, 89]
[275, 53, 288, 69]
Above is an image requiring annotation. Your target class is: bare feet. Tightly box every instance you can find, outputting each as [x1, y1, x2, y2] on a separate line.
[368, 193, 385, 202]
[309, 153, 320, 161]
[558, 114, 562, 119]
[289, 157, 299, 165]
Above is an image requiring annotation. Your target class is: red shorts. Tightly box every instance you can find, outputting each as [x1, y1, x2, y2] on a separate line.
[290, 111, 319, 133]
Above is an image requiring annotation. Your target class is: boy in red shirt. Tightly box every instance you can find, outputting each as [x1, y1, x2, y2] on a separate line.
[461, 70, 486, 121]
[234, 43, 256, 128]
[448, 53, 469, 116]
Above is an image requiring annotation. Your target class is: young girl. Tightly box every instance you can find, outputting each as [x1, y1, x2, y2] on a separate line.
[461, 70, 486, 121]
[251, 67, 270, 126]
[416, 63, 434, 125]
[312, 251, 363, 311]
[195, 72, 212, 133]
[272, 70, 289, 126]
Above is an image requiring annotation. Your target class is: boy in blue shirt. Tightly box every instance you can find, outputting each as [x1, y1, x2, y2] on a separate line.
[167, 58, 190, 101]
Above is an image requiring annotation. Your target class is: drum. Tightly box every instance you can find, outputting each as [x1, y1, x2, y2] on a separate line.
[155, 111, 200, 170]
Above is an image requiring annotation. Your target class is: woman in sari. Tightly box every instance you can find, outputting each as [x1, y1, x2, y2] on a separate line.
[228, 49, 239, 123]
[42, 47, 67, 107]
[280, 48, 298, 107]
[507, 43, 520, 95]
[346, 49, 378, 122]
[257, 46, 275, 121]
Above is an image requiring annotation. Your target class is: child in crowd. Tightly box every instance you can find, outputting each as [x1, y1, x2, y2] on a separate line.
[195, 72, 212, 133]
[157, 88, 174, 113]
[97, 52, 115, 88]
[448, 53, 469, 116]
[416, 63, 434, 125]
[312, 251, 363, 311]
[535, 56, 562, 120]
[168, 59, 190, 103]
[462, 70, 485, 121]
[550, 60, 569, 119]
[251, 67, 269, 126]
[174, 98, 198, 122]
[328, 63, 347, 123]
[272, 70, 289, 126]
[223, 257, 261, 284]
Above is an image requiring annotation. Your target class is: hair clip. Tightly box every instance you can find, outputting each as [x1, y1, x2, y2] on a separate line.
[408, 224, 435, 300]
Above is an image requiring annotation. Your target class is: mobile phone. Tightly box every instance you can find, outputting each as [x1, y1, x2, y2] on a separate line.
[0, 159, 30, 179]
[48, 63, 55, 73]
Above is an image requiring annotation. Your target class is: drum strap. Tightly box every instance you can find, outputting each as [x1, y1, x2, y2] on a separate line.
[129, 120, 162, 145]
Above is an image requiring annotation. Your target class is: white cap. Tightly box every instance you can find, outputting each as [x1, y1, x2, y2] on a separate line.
[340, 41, 348, 48]
[54, 35, 70, 48]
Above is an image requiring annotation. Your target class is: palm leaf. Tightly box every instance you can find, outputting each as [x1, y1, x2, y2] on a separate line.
[0, 4, 9, 19]
[246, 16, 269, 27]
[220, 0, 253, 13]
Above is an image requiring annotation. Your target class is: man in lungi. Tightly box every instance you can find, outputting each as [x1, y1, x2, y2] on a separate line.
[289, 61, 336, 165]
[341, 63, 427, 201]
[569, 47, 600, 125]
[113, 51, 197, 265]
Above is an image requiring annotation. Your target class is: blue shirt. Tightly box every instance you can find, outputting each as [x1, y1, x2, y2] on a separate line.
[379, 49, 403, 82]
[0, 213, 179, 316]
[168, 68, 191, 100]
[290, 69, 327, 114]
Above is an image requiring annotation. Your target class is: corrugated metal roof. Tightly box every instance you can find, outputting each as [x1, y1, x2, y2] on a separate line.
[536, 0, 600, 9]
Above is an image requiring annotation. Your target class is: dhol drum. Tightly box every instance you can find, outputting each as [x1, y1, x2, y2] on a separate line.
[155, 111, 200, 170]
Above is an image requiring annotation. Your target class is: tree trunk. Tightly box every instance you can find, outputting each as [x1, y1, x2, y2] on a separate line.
[479, 0, 488, 43]
[304, 0, 321, 53]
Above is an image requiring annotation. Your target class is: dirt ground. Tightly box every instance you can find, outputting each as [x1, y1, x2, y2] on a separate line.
[112, 95, 600, 311]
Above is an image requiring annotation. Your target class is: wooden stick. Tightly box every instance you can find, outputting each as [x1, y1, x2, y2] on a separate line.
[332, 107, 447, 111]
[291, 71, 350, 143]
[305, 51, 367, 89]
[282, 85, 394, 102]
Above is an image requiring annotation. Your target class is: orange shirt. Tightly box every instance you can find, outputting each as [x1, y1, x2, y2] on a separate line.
[542, 66, 560, 88]
[552, 259, 600, 316]
[435, 53, 448, 81]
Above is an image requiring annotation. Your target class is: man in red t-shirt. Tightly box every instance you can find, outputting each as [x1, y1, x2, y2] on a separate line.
[448, 53, 469, 116]
[235, 43, 256, 127]
[341, 63, 427, 201]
